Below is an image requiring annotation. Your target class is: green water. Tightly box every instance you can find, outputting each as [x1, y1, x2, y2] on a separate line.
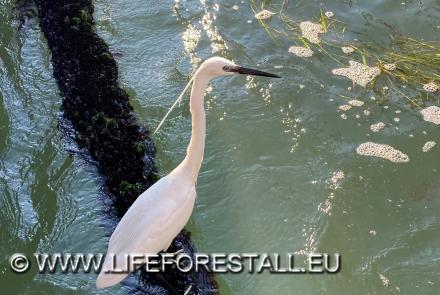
[1, 0, 440, 294]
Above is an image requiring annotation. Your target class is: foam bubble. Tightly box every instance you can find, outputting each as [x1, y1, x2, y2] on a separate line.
[340, 114, 347, 120]
[423, 82, 439, 93]
[380, 274, 390, 287]
[420, 106, 440, 125]
[369, 230, 377, 236]
[341, 46, 354, 54]
[356, 142, 410, 163]
[348, 99, 364, 107]
[422, 141, 436, 152]
[370, 122, 385, 132]
[255, 10, 274, 20]
[325, 11, 334, 18]
[332, 61, 380, 87]
[300, 21, 324, 44]
[383, 63, 396, 71]
[288, 46, 313, 57]
[339, 104, 352, 111]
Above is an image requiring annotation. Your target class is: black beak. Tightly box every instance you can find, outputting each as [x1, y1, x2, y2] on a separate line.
[230, 66, 281, 78]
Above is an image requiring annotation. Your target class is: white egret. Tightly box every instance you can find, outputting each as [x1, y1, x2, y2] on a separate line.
[96, 56, 280, 288]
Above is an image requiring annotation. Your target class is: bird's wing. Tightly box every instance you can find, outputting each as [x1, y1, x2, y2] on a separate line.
[96, 175, 196, 288]
[109, 176, 195, 250]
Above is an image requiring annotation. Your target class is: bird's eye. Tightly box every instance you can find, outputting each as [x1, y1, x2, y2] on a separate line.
[223, 65, 230, 71]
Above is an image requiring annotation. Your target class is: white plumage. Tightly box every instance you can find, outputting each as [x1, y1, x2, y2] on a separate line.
[96, 57, 279, 288]
[96, 168, 196, 288]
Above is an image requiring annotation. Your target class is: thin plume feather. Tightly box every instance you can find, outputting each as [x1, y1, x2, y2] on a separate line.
[153, 76, 194, 135]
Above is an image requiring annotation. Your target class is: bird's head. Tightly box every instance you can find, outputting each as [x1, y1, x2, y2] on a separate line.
[153, 56, 280, 134]
[196, 56, 281, 79]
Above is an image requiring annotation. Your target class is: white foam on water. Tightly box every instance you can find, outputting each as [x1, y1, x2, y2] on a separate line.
[370, 122, 385, 132]
[422, 141, 436, 152]
[325, 11, 334, 18]
[380, 274, 390, 287]
[300, 21, 325, 44]
[288, 46, 313, 57]
[332, 61, 380, 87]
[423, 82, 439, 93]
[341, 46, 354, 54]
[420, 106, 440, 125]
[383, 63, 396, 71]
[348, 99, 364, 107]
[255, 9, 274, 20]
[356, 142, 410, 163]
[339, 104, 352, 111]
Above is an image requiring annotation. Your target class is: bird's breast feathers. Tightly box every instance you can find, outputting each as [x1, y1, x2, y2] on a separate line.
[106, 175, 196, 256]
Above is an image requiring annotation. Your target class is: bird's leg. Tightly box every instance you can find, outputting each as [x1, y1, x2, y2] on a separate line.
[183, 285, 193, 295]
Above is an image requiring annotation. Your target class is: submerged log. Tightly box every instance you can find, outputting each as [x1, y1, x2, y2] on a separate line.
[32, 0, 218, 293]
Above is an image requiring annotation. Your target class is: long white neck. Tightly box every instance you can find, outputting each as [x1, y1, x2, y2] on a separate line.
[180, 71, 210, 181]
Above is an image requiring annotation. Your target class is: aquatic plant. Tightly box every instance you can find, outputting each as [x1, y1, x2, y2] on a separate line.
[248, 3, 440, 101]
